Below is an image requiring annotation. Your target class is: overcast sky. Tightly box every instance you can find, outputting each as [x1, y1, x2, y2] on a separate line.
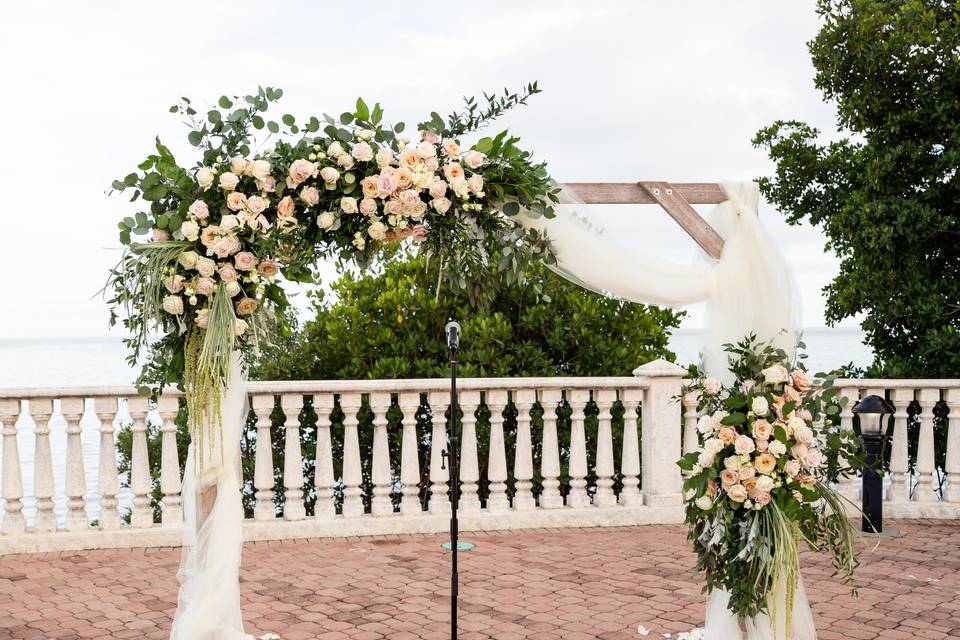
[0, 1, 852, 340]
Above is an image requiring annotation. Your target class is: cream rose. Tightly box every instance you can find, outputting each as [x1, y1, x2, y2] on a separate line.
[219, 172, 240, 191]
[416, 141, 437, 159]
[163, 275, 184, 294]
[751, 396, 769, 416]
[230, 156, 250, 176]
[762, 364, 790, 385]
[696, 416, 715, 435]
[697, 451, 715, 467]
[704, 438, 724, 455]
[317, 211, 336, 229]
[768, 440, 787, 457]
[463, 151, 485, 169]
[695, 496, 713, 510]
[336, 154, 355, 169]
[340, 197, 358, 214]
[162, 295, 184, 315]
[188, 200, 209, 219]
[784, 460, 801, 477]
[233, 318, 248, 336]
[179, 251, 199, 269]
[367, 221, 388, 241]
[195, 308, 209, 329]
[196, 167, 215, 190]
[723, 455, 742, 472]
[180, 220, 200, 241]
[250, 159, 271, 181]
[376, 147, 394, 168]
[327, 141, 344, 157]
[755, 475, 775, 493]
[225, 280, 242, 297]
[726, 484, 748, 503]
[794, 425, 815, 445]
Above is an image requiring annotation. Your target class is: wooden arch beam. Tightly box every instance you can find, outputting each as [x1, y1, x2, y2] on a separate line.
[562, 182, 727, 260]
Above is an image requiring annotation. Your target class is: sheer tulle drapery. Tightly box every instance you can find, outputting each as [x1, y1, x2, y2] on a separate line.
[170, 353, 253, 640]
[520, 182, 815, 639]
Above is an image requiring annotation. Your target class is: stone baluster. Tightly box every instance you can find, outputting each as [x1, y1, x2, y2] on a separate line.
[486, 390, 510, 512]
[370, 392, 393, 516]
[398, 393, 422, 515]
[512, 389, 536, 511]
[619, 387, 643, 507]
[94, 397, 120, 530]
[427, 391, 450, 515]
[835, 386, 860, 501]
[61, 398, 88, 531]
[914, 388, 939, 502]
[566, 389, 591, 508]
[157, 396, 182, 527]
[682, 391, 700, 468]
[635, 360, 685, 508]
[594, 389, 617, 508]
[252, 394, 276, 520]
[459, 391, 482, 513]
[0, 399, 25, 535]
[30, 399, 56, 532]
[944, 388, 960, 503]
[281, 394, 305, 521]
[314, 394, 336, 519]
[539, 389, 564, 509]
[127, 397, 153, 528]
[887, 388, 913, 503]
[340, 393, 364, 517]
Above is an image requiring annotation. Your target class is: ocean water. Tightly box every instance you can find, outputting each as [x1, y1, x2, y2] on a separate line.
[0, 329, 871, 526]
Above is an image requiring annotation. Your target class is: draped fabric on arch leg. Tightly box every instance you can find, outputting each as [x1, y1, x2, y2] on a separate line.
[171, 353, 253, 640]
[520, 182, 814, 639]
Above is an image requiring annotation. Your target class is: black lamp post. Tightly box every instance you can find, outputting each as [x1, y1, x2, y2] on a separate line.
[853, 394, 893, 533]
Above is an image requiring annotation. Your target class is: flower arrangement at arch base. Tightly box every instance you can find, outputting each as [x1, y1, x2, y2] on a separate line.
[677, 336, 864, 634]
[106, 84, 557, 469]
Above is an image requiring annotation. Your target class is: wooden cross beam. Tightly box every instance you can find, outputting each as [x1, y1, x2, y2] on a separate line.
[562, 182, 726, 260]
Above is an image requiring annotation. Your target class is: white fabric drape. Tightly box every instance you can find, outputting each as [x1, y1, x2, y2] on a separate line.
[171, 352, 253, 640]
[520, 182, 814, 639]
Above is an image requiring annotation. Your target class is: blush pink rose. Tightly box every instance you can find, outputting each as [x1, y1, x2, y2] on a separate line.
[320, 167, 340, 184]
[351, 142, 374, 162]
[277, 196, 295, 218]
[463, 151, 484, 169]
[733, 435, 755, 455]
[256, 176, 277, 193]
[195, 277, 216, 296]
[359, 198, 378, 215]
[163, 275, 184, 294]
[287, 159, 316, 187]
[300, 186, 320, 207]
[212, 235, 241, 258]
[234, 251, 258, 271]
[218, 264, 238, 282]
[188, 200, 210, 219]
[246, 195, 267, 214]
[726, 484, 748, 503]
[754, 492, 771, 506]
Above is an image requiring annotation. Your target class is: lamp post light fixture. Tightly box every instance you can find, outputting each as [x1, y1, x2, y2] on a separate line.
[852, 394, 894, 534]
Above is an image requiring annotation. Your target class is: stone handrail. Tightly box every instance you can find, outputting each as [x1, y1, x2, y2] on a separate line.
[0, 359, 686, 554]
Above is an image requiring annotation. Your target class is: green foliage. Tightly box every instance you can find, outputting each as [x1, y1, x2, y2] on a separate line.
[753, 0, 960, 377]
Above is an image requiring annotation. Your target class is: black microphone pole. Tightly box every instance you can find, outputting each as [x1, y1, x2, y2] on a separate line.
[444, 320, 461, 640]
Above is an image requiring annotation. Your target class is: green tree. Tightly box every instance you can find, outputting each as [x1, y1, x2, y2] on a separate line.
[753, 0, 960, 378]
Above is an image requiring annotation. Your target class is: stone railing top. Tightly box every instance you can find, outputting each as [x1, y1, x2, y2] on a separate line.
[0, 375, 651, 400]
[833, 379, 960, 389]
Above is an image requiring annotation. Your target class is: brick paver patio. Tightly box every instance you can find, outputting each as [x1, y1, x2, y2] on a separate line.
[0, 520, 958, 639]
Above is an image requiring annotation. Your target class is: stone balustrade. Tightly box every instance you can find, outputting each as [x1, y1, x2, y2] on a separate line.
[0, 359, 685, 554]
[2, 367, 958, 555]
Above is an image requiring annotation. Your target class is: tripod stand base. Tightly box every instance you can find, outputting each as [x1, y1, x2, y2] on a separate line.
[441, 541, 476, 551]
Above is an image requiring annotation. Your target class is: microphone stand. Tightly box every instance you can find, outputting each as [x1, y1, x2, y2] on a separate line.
[443, 321, 461, 640]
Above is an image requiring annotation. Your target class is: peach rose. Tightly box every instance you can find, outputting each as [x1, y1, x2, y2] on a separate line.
[399, 148, 419, 170]
[717, 426, 737, 446]
[188, 200, 210, 219]
[257, 259, 279, 278]
[463, 151, 485, 169]
[467, 174, 484, 194]
[277, 196, 295, 218]
[152, 228, 170, 241]
[794, 424, 815, 445]
[219, 172, 240, 191]
[428, 180, 448, 199]
[443, 162, 464, 181]
[441, 139, 460, 157]
[719, 469, 739, 486]
[300, 186, 320, 207]
[791, 370, 811, 391]
[796, 473, 816, 487]
[234, 251, 257, 271]
[752, 419, 773, 440]
[754, 453, 777, 475]
[395, 167, 413, 189]
[288, 159, 316, 187]
[226, 192, 247, 211]
[742, 477, 759, 497]
[450, 177, 470, 198]
[230, 156, 250, 176]
[361, 176, 379, 199]
[410, 201, 427, 218]
[235, 298, 258, 316]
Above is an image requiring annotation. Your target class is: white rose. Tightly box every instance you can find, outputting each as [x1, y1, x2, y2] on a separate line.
[788, 414, 807, 434]
[162, 295, 184, 315]
[751, 396, 769, 416]
[178, 250, 199, 269]
[697, 415, 715, 434]
[233, 318, 248, 336]
[431, 197, 452, 214]
[327, 141, 344, 157]
[703, 379, 721, 395]
[755, 476, 775, 493]
[762, 364, 790, 385]
[467, 174, 484, 194]
[351, 142, 374, 162]
[697, 451, 715, 467]
[723, 455, 742, 472]
[463, 151, 485, 169]
[195, 167, 215, 190]
[376, 147, 394, 167]
[337, 154, 355, 169]
[220, 214, 240, 232]
[416, 141, 437, 159]
[317, 212, 336, 230]
[180, 220, 200, 241]
[367, 221, 388, 241]
[694, 496, 713, 510]
[768, 440, 787, 457]
[230, 156, 250, 176]
[704, 438, 724, 455]
[250, 159, 271, 181]
[219, 172, 240, 191]
[225, 280, 242, 297]
[340, 197, 358, 214]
